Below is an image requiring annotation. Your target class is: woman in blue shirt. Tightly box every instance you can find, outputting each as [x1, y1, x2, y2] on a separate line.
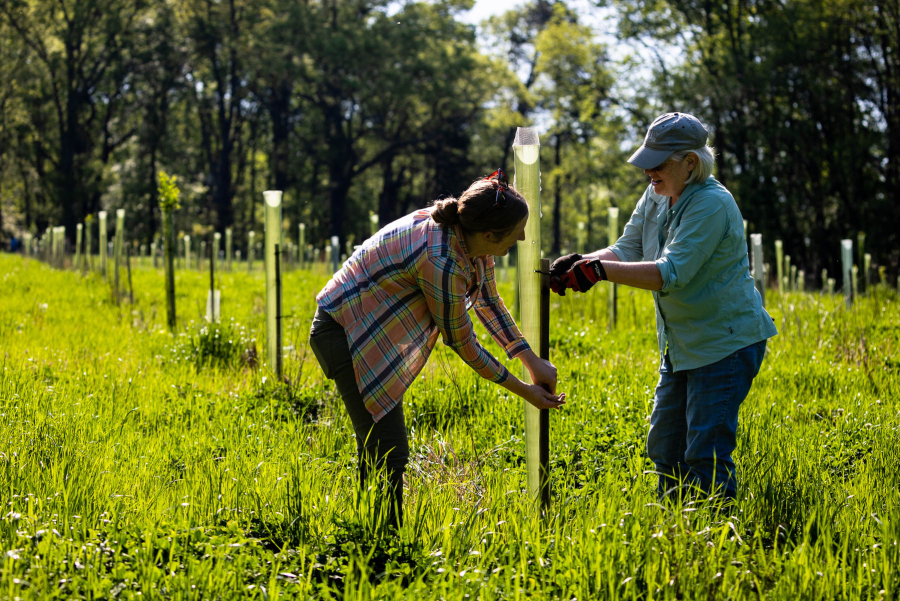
[550, 112, 777, 502]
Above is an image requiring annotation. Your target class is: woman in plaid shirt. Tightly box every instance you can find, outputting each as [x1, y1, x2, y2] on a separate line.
[310, 171, 564, 526]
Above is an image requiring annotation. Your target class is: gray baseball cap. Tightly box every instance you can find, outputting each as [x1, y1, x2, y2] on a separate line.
[627, 112, 709, 169]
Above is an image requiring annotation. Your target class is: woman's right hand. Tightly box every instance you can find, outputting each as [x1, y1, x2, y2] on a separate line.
[522, 384, 566, 410]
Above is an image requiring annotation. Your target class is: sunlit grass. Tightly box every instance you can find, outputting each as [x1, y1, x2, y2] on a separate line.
[1, 253, 898, 599]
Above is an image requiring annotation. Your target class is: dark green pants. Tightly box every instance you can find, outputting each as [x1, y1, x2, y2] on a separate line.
[308, 307, 408, 526]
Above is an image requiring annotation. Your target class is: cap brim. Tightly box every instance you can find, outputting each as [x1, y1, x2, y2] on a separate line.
[627, 146, 673, 169]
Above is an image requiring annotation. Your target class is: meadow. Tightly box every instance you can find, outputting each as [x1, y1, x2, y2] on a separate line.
[0, 252, 898, 600]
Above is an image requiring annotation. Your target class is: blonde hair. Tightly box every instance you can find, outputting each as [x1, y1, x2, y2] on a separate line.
[670, 146, 716, 184]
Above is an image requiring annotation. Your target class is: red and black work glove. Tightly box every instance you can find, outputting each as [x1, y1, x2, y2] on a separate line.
[552, 259, 608, 295]
[549, 253, 583, 279]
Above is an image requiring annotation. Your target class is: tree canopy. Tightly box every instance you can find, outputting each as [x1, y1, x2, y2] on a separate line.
[1, 0, 897, 279]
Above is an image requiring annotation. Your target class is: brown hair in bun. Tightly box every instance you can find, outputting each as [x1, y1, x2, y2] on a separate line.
[430, 177, 528, 236]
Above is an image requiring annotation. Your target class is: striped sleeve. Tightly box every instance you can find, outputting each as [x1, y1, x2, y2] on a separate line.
[473, 257, 531, 358]
[418, 255, 509, 383]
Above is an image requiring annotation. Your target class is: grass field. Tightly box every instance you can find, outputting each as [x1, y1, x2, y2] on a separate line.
[1, 252, 899, 600]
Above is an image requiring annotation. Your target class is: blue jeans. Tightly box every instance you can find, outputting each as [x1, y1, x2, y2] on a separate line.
[647, 340, 767, 500]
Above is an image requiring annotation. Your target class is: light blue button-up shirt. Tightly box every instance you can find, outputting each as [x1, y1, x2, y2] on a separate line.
[608, 176, 777, 371]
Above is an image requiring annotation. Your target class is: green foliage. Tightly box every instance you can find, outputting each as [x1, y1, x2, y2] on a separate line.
[156, 171, 181, 213]
[2, 254, 900, 598]
[169, 321, 254, 370]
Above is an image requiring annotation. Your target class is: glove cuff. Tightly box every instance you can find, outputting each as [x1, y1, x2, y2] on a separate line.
[588, 260, 608, 282]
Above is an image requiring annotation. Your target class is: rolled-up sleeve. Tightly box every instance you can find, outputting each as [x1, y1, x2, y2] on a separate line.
[473, 257, 531, 359]
[607, 190, 649, 262]
[655, 196, 728, 292]
[418, 256, 509, 383]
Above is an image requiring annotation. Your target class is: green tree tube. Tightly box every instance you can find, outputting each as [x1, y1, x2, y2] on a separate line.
[199, 241, 206, 273]
[864, 253, 871, 292]
[158, 171, 180, 332]
[369, 212, 379, 237]
[75, 224, 83, 272]
[840, 239, 853, 307]
[576, 221, 585, 254]
[99, 211, 108, 278]
[184, 235, 191, 271]
[607, 207, 619, 331]
[214, 232, 221, 276]
[750, 234, 765, 305]
[248, 231, 255, 272]
[513, 126, 548, 508]
[784, 255, 791, 292]
[821, 269, 828, 293]
[264, 191, 283, 376]
[115, 209, 125, 304]
[790, 264, 797, 292]
[225, 228, 233, 272]
[857, 232, 866, 294]
[775, 240, 783, 293]
[798, 270, 805, 292]
[299, 224, 306, 269]
[83, 217, 92, 273]
[331, 236, 340, 274]
[828, 278, 835, 295]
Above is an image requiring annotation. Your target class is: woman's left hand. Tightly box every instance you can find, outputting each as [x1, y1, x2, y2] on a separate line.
[520, 350, 557, 394]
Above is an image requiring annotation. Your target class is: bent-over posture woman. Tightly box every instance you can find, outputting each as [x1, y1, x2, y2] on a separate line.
[309, 171, 565, 526]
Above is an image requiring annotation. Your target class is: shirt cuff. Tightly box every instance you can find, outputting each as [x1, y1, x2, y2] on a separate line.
[505, 338, 532, 359]
[655, 256, 676, 292]
[609, 245, 630, 263]
[493, 364, 510, 384]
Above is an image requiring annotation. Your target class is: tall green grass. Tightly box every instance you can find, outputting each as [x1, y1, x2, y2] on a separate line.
[0, 253, 898, 599]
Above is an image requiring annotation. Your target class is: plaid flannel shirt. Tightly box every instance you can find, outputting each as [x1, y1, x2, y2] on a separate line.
[316, 208, 531, 422]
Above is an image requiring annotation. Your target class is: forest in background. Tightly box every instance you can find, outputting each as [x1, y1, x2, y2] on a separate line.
[1, 0, 898, 282]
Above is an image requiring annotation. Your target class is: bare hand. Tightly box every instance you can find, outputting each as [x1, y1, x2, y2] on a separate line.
[523, 385, 566, 410]
[526, 358, 558, 395]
